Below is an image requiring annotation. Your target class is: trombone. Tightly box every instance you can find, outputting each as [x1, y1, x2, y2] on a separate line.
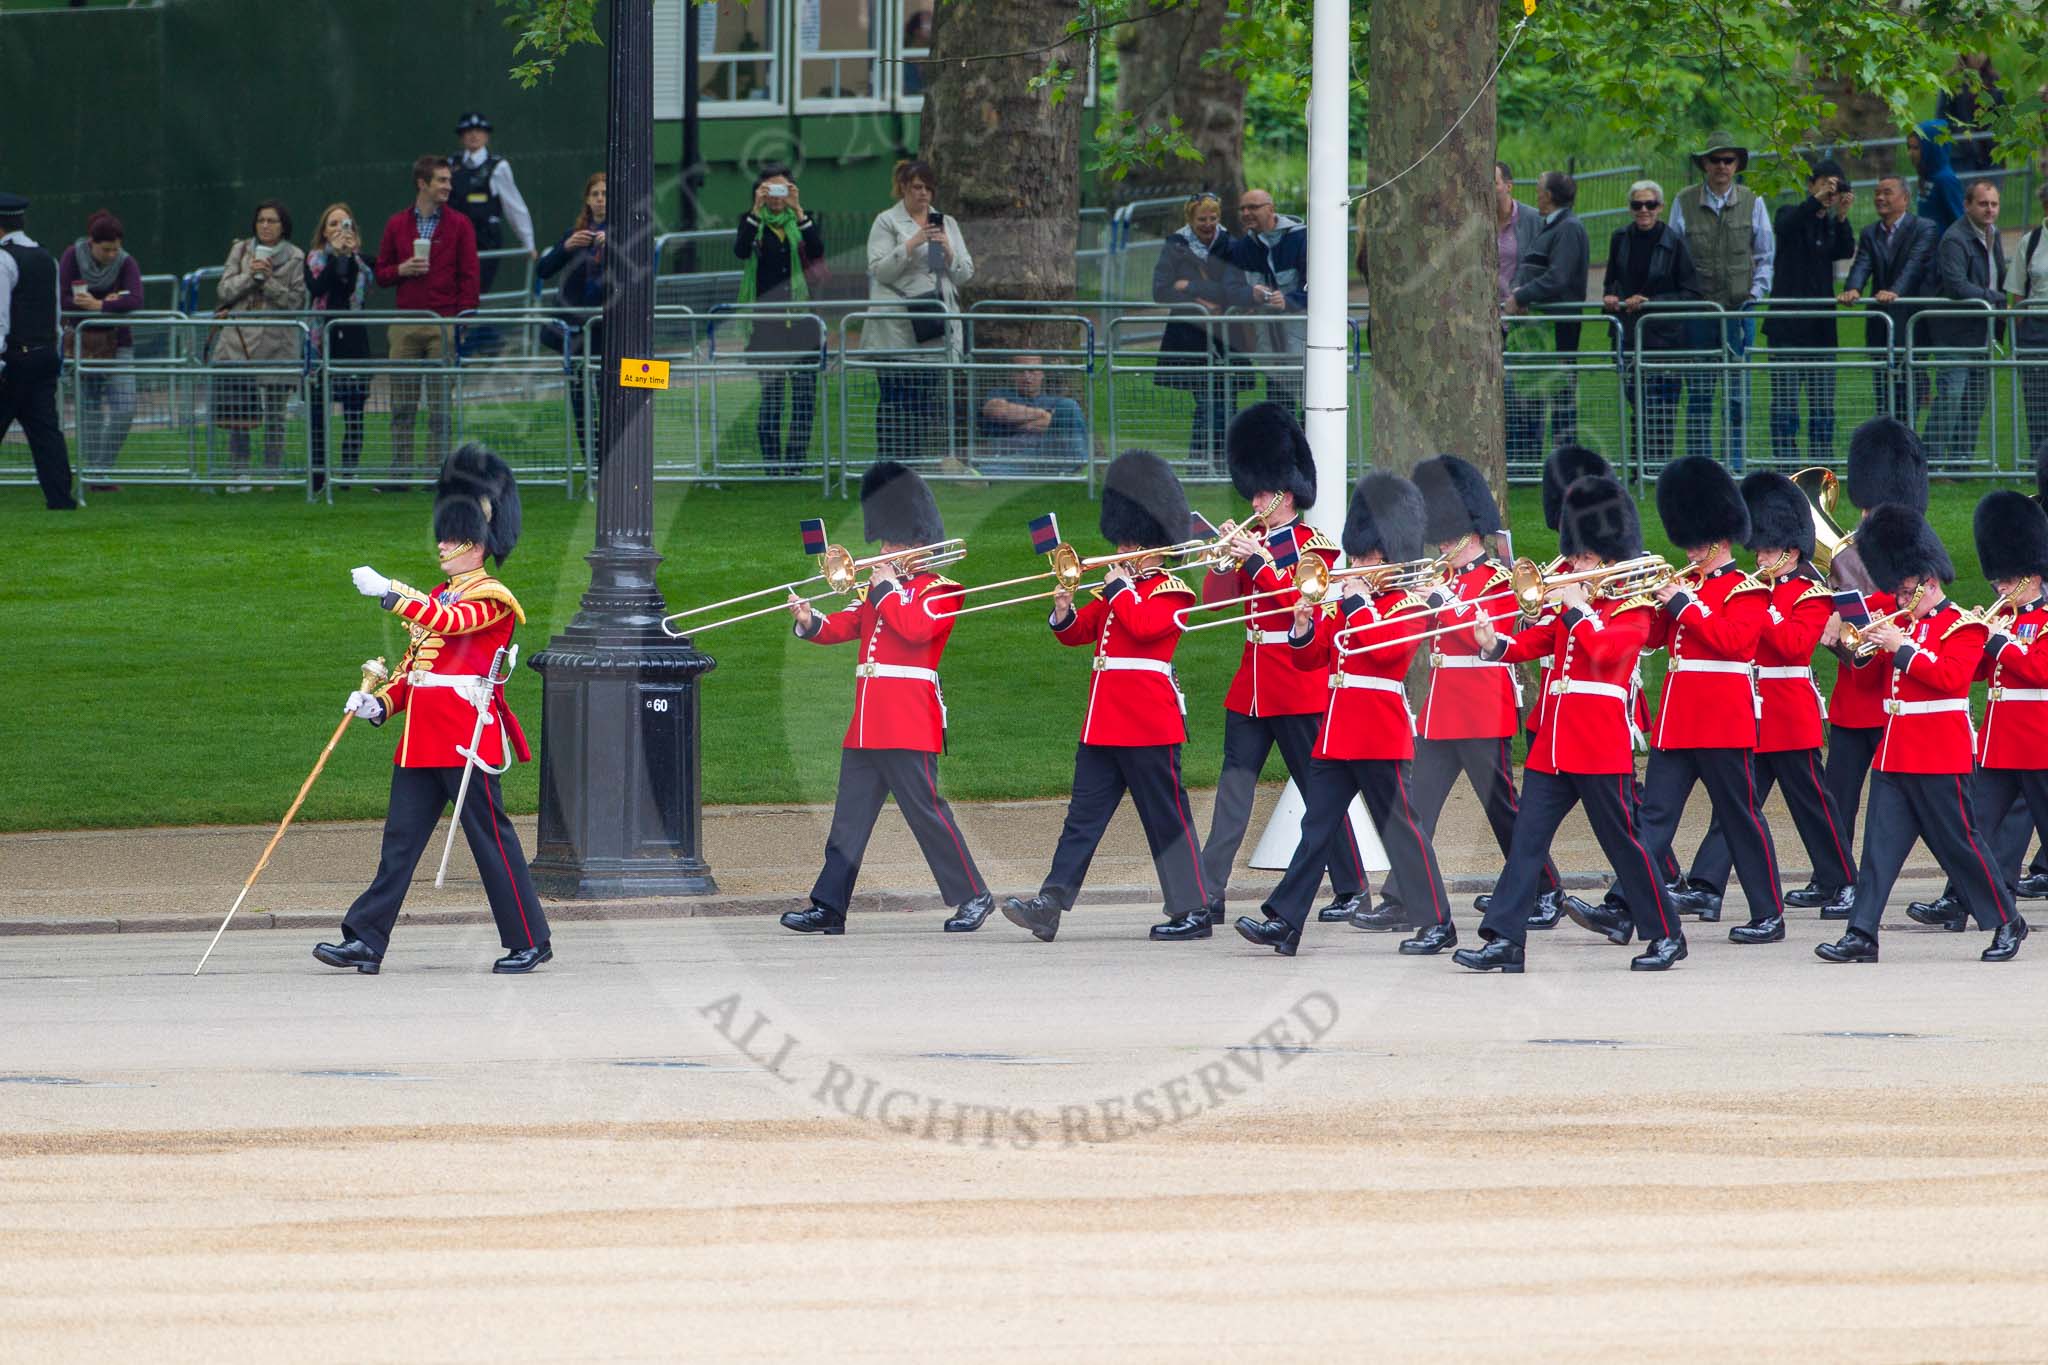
[934, 516, 1266, 619]
[1336, 554, 1690, 654]
[660, 538, 968, 636]
[1173, 554, 1449, 632]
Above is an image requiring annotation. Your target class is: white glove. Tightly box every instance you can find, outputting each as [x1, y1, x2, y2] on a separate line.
[344, 689, 384, 722]
[351, 565, 391, 598]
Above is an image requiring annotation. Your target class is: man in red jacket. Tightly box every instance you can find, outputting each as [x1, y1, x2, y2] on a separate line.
[1194, 403, 1366, 929]
[1455, 475, 1687, 973]
[1003, 450, 1210, 943]
[374, 155, 480, 475]
[1236, 472, 1457, 957]
[1904, 490, 2048, 928]
[1679, 471, 1859, 927]
[783, 462, 991, 934]
[315, 445, 551, 974]
[1587, 456, 1786, 945]
[1816, 505, 2026, 962]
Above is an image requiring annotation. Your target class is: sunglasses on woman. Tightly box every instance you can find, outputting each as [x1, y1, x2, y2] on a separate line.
[1630, 199, 1661, 212]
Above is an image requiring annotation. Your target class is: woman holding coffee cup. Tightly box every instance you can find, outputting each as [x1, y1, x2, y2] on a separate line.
[58, 209, 144, 485]
[304, 203, 375, 490]
[214, 200, 307, 491]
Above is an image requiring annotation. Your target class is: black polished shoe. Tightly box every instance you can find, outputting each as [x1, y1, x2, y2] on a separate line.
[312, 938, 382, 975]
[1150, 909, 1214, 941]
[1317, 891, 1365, 923]
[1982, 916, 2029, 962]
[943, 892, 995, 933]
[493, 943, 552, 973]
[1234, 915, 1300, 956]
[1671, 879, 1723, 923]
[1000, 894, 1062, 942]
[1629, 935, 1689, 971]
[1817, 886, 1856, 920]
[1906, 896, 1968, 932]
[2017, 873, 2048, 900]
[1399, 921, 1458, 955]
[1452, 938, 1525, 973]
[1202, 894, 1228, 927]
[1815, 928, 1879, 963]
[1525, 889, 1567, 931]
[1728, 916, 1785, 944]
[780, 905, 846, 935]
[1472, 893, 1494, 915]
[1564, 895, 1635, 946]
[1348, 900, 1411, 932]
[1783, 881, 1827, 909]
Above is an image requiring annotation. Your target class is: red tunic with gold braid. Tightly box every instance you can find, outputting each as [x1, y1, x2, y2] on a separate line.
[1874, 599, 1986, 775]
[1287, 586, 1427, 761]
[1416, 557, 1521, 739]
[1495, 596, 1655, 776]
[800, 570, 963, 753]
[1753, 565, 1833, 753]
[1052, 570, 1195, 746]
[1644, 561, 1768, 751]
[1200, 519, 1343, 717]
[1974, 594, 2048, 769]
[375, 568, 531, 769]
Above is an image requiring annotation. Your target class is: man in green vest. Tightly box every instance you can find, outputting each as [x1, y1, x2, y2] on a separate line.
[1670, 132, 1777, 473]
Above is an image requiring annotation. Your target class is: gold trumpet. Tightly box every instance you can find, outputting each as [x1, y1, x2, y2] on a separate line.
[1961, 586, 2026, 631]
[1174, 554, 1449, 633]
[1841, 581, 1930, 659]
[661, 538, 968, 635]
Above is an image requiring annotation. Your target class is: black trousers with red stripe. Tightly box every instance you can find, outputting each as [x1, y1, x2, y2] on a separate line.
[1610, 746, 1784, 922]
[1935, 767, 2048, 900]
[1685, 747, 1857, 897]
[1824, 722, 1884, 855]
[1378, 735, 1562, 917]
[343, 765, 549, 956]
[1480, 769, 1679, 948]
[1043, 742, 1208, 915]
[1264, 757, 1450, 935]
[1201, 710, 1364, 905]
[812, 747, 987, 915]
[1847, 769, 2015, 936]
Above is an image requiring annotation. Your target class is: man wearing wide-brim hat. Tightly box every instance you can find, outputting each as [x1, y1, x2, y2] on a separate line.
[1670, 129, 1776, 473]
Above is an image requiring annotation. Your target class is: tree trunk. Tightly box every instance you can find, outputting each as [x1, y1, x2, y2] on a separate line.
[923, 0, 1084, 349]
[1113, 0, 1246, 205]
[1365, 0, 1504, 509]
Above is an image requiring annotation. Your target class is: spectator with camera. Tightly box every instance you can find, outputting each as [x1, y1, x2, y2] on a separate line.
[538, 172, 609, 459]
[864, 159, 973, 468]
[57, 209, 142, 487]
[214, 200, 307, 492]
[304, 203, 375, 491]
[735, 165, 825, 474]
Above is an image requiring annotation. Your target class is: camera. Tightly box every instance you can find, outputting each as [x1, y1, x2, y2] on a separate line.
[767, 183, 790, 198]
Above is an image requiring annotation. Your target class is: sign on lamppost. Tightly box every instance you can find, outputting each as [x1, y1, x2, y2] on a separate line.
[529, 0, 718, 899]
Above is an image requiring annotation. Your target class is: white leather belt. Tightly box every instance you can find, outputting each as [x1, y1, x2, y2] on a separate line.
[1246, 629, 1291, 646]
[856, 663, 939, 684]
[1668, 658, 1754, 675]
[1094, 656, 1174, 675]
[1990, 687, 2048, 702]
[408, 671, 495, 712]
[1548, 678, 1628, 702]
[1429, 653, 1509, 669]
[1884, 698, 1970, 716]
[1757, 666, 1815, 681]
[1330, 673, 1406, 694]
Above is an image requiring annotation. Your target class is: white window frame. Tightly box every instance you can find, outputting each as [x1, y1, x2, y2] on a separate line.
[892, 0, 933, 112]
[793, 0, 888, 114]
[698, 0, 791, 119]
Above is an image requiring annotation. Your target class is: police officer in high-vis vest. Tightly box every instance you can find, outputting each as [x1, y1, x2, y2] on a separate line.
[450, 112, 536, 291]
[0, 192, 78, 510]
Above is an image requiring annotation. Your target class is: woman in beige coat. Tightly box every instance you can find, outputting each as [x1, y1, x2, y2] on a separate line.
[214, 199, 308, 490]
[863, 160, 973, 465]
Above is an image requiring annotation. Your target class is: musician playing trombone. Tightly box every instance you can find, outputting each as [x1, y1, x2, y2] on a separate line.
[1453, 473, 1689, 974]
[781, 462, 995, 936]
[1233, 473, 1457, 957]
[1191, 403, 1369, 934]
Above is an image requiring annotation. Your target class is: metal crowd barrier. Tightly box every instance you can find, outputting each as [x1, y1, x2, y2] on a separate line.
[1903, 306, 2048, 476]
[1503, 311, 1629, 485]
[699, 309, 834, 490]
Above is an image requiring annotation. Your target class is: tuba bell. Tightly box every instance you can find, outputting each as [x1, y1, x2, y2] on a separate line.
[1790, 467, 1853, 576]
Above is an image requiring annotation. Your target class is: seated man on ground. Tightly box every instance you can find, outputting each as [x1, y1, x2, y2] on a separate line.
[976, 354, 1088, 474]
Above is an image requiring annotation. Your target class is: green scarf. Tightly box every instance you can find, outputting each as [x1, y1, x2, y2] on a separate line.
[738, 204, 810, 310]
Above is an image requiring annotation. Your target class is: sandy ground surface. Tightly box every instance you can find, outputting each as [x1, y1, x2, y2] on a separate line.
[6, 903, 2048, 1362]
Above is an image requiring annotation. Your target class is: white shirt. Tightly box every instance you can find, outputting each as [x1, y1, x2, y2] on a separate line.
[459, 146, 535, 252]
[1669, 182, 1778, 301]
[0, 229, 58, 361]
[2003, 224, 2048, 305]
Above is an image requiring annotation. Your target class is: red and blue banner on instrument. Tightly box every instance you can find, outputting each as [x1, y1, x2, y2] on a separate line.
[1028, 513, 1062, 555]
[1189, 510, 1218, 539]
[799, 518, 829, 556]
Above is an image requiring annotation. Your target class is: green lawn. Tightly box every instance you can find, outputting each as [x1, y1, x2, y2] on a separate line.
[0, 476, 2025, 832]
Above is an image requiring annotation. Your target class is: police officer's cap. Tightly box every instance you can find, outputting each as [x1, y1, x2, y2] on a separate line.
[0, 192, 29, 216]
[455, 112, 493, 133]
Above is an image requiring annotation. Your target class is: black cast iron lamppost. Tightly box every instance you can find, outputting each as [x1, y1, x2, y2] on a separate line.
[530, 0, 718, 898]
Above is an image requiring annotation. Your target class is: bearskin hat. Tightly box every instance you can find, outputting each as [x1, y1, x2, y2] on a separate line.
[1847, 416, 1929, 513]
[1858, 503, 1954, 592]
[1412, 454, 1501, 543]
[432, 443, 522, 564]
[1100, 449, 1190, 550]
[1344, 472, 1426, 564]
[1974, 490, 2048, 582]
[1739, 471, 1815, 558]
[859, 460, 945, 546]
[1542, 444, 1612, 531]
[1226, 401, 1317, 511]
[1655, 455, 1750, 550]
[1557, 475, 1642, 563]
